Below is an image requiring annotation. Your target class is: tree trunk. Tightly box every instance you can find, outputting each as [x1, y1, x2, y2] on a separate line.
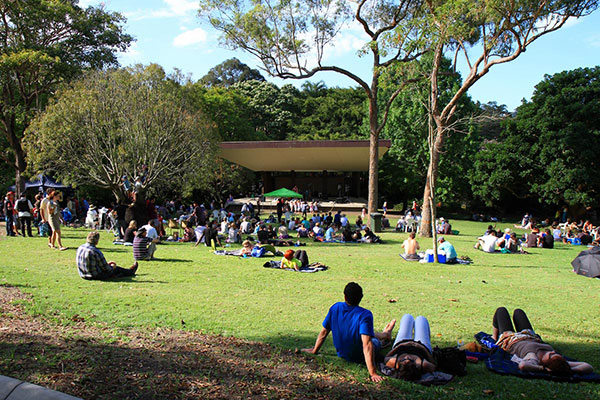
[5, 118, 27, 197]
[367, 97, 379, 215]
[420, 126, 444, 237]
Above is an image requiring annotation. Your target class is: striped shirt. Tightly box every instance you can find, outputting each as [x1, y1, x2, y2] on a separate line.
[76, 243, 113, 279]
[133, 236, 150, 260]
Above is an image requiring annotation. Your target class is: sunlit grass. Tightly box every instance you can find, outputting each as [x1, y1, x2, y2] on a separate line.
[1, 218, 598, 399]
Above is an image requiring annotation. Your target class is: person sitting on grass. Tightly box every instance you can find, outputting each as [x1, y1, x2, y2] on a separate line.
[302, 282, 396, 383]
[524, 227, 539, 248]
[474, 230, 500, 253]
[324, 224, 337, 242]
[239, 239, 280, 257]
[280, 249, 308, 271]
[503, 232, 521, 253]
[123, 220, 137, 244]
[492, 307, 593, 375]
[538, 228, 554, 249]
[401, 232, 420, 260]
[133, 227, 159, 260]
[77, 231, 138, 280]
[383, 314, 437, 381]
[195, 222, 222, 249]
[437, 237, 458, 264]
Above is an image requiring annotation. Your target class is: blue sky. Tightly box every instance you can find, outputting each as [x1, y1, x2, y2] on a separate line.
[85, 0, 600, 111]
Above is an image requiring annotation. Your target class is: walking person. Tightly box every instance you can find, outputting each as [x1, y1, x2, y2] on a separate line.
[47, 190, 67, 250]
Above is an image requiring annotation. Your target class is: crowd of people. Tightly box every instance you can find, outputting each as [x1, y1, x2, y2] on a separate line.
[4, 192, 599, 384]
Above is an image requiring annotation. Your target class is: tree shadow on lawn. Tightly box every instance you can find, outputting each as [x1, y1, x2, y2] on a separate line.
[99, 275, 168, 284]
[0, 328, 408, 400]
[484, 263, 551, 269]
[150, 258, 193, 263]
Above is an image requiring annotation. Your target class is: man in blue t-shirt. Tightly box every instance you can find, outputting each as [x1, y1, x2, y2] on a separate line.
[302, 282, 396, 382]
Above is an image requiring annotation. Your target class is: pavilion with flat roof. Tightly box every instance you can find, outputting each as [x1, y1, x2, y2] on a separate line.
[219, 140, 391, 199]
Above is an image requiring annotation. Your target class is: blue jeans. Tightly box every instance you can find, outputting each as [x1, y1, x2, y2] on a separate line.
[393, 314, 432, 352]
[5, 215, 15, 236]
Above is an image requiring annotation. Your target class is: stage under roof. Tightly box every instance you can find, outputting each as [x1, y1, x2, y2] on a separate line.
[219, 140, 392, 172]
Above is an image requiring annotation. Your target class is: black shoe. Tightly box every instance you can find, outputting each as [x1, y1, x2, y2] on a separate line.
[130, 262, 139, 274]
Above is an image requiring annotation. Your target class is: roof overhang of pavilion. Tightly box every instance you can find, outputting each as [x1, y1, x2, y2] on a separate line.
[219, 140, 392, 172]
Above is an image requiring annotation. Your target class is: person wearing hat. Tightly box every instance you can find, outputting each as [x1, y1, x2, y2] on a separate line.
[76, 231, 138, 280]
[437, 237, 458, 263]
[525, 227, 540, 248]
[133, 227, 159, 260]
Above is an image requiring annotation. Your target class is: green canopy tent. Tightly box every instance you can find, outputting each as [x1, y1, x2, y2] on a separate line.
[263, 188, 303, 199]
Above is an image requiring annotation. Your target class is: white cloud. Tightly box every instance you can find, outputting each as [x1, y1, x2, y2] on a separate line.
[128, 0, 198, 20]
[117, 42, 143, 66]
[589, 34, 600, 48]
[78, 0, 100, 8]
[563, 16, 583, 28]
[173, 28, 208, 47]
[163, 0, 198, 16]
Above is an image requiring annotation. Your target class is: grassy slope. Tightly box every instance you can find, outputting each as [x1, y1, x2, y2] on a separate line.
[1, 219, 598, 399]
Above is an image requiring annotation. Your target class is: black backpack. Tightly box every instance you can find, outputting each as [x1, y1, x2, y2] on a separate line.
[433, 346, 467, 376]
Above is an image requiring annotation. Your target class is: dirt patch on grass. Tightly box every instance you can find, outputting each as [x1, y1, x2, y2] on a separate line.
[0, 285, 406, 399]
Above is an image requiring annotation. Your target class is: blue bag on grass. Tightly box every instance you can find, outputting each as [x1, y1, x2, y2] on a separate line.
[251, 246, 266, 258]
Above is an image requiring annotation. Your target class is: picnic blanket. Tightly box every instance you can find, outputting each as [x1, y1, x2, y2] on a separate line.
[262, 260, 328, 273]
[476, 332, 600, 383]
[214, 250, 244, 256]
[400, 253, 422, 262]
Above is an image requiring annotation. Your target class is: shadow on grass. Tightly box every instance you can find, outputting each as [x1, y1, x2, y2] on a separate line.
[150, 258, 193, 263]
[99, 275, 168, 284]
[0, 331, 409, 400]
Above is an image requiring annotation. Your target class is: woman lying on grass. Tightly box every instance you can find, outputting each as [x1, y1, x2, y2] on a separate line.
[493, 307, 593, 375]
[383, 314, 437, 381]
[280, 249, 309, 271]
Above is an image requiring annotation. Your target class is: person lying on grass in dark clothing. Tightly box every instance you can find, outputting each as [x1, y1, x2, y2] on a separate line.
[492, 307, 593, 375]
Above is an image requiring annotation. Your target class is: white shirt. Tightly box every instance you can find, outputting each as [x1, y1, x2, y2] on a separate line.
[240, 220, 251, 233]
[340, 216, 349, 227]
[479, 235, 498, 253]
[143, 224, 158, 240]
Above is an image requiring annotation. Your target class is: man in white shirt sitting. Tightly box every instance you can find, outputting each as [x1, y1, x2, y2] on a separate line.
[475, 230, 500, 253]
[141, 220, 159, 241]
[240, 218, 252, 234]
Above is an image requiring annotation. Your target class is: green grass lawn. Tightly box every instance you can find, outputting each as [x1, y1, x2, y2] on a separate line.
[1, 218, 599, 399]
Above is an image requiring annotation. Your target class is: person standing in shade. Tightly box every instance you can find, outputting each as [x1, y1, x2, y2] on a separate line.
[15, 193, 33, 237]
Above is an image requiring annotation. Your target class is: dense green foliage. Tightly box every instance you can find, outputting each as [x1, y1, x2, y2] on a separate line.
[376, 59, 482, 208]
[1, 220, 599, 399]
[24, 65, 218, 201]
[293, 83, 367, 141]
[0, 0, 132, 191]
[199, 57, 265, 87]
[472, 67, 600, 210]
